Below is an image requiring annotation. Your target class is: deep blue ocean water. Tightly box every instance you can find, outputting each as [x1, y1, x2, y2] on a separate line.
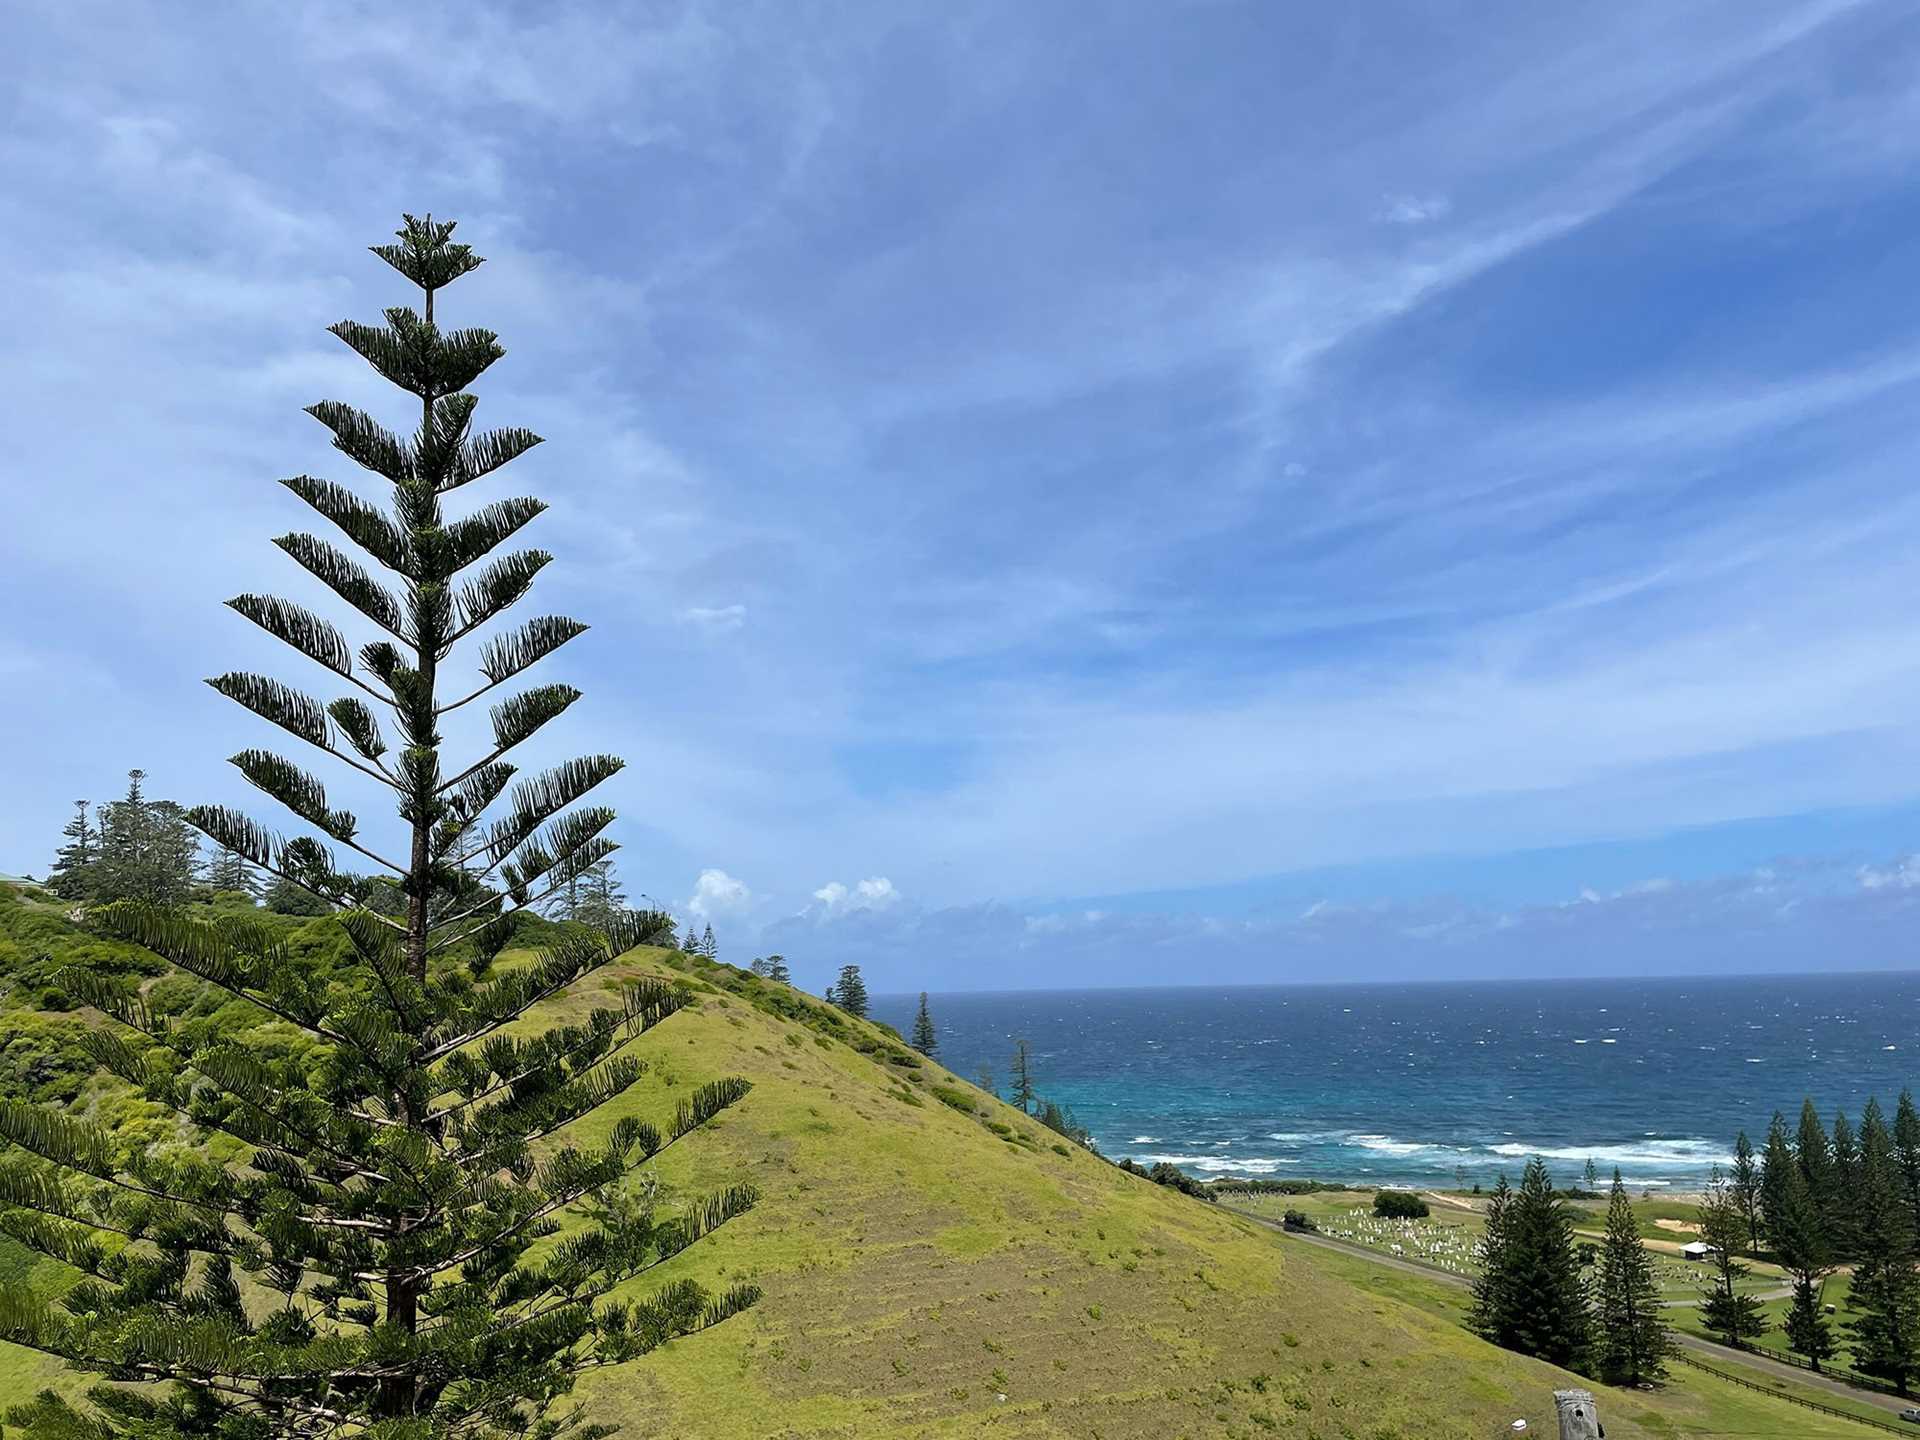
[870, 973, 1920, 1189]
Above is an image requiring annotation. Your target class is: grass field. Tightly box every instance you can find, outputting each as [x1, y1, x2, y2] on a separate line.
[1224, 1189, 1786, 1304]
[0, 912, 1893, 1438]
[1291, 1242, 1897, 1438]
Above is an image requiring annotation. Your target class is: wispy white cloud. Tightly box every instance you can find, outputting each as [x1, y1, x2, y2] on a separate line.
[677, 603, 748, 633]
[809, 876, 901, 918]
[1378, 194, 1451, 225]
[5, 0, 1920, 988]
[688, 867, 753, 920]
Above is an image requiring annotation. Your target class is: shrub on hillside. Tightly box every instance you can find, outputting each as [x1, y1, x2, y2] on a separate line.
[1282, 1209, 1318, 1232]
[1209, 1178, 1351, 1196]
[1373, 1190, 1430, 1219]
[1116, 1158, 1218, 1202]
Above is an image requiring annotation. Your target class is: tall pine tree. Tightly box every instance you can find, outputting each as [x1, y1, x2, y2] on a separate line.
[1798, 1100, 1836, 1246]
[48, 800, 99, 899]
[1731, 1130, 1761, 1252]
[1008, 1039, 1037, 1115]
[909, 992, 938, 1057]
[1468, 1174, 1513, 1343]
[1847, 1097, 1920, 1393]
[1595, 1169, 1670, 1386]
[1699, 1168, 1768, 1347]
[1832, 1109, 1863, 1260]
[0, 216, 758, 1440]
[92, 770, 202, 906]
[1761, 1115, 1834, 1371]
[831, 964, 869, 1019]
[205, 843, 262, 900]
[1471, 1161, 1589, 1368]
[1895, 1089, 1920, 1240]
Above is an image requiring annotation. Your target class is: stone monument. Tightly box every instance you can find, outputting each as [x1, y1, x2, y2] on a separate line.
[1553, 1388, 1601, 1439]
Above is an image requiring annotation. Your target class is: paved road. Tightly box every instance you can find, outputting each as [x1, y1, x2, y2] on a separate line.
[1230, 1207, 1918, 1421]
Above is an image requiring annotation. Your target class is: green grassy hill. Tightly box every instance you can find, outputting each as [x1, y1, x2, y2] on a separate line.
[0, 888, 1882, 1437]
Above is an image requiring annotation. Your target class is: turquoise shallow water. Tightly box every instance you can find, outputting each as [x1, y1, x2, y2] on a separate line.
[871, 973, 1920, 1188]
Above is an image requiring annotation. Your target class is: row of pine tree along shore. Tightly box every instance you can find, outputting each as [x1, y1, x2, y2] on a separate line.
[1469, 1090, 1920, 1395]
[0, 218, 764, 1440]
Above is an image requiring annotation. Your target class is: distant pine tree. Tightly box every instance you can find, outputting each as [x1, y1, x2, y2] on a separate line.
[47, 799, 98, 899]
[1847, 1097, 1920, 1393]
[1468, 1174, 1514, 1343]
[682, 922, 700, 952]
[1732, 1130, 1762, 1251]
[264, 870, 334, 915]
[910, 991, 938, 1056]
[91, 770, 201, 906]
[1896, 1089, 1920, 1239]
[1699, 1168, 1769, 1347]
[1583, 1156, 1599, 1193]
[1832, 1110, 1864, 1259]
[701, 922, 717, 958]
[764, 953, 790, 984]
[1036, 1098, 1090, 1148]
[206, 842, 261, 899]
[975, 1064, 996, 1098]
[1758, 1110, 1795, 1250]
[1008, 1039, 1037, 1115]
[1762, 1113, 1835, 1372]
[831, 964, 870, 1019]
[1497, 1158, 1592, 1369]
[1595, 1169, 1671, 1386]
[0, 216, 759, 1440]
[574, 856, 625, 930]
[1799, 1097, 1836, 1218]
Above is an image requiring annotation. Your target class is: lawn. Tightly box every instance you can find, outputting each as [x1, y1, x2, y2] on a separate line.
[1225, 1189, 1784, 1302]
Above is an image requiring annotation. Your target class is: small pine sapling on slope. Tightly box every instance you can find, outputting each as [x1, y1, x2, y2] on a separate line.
[909, 992, 938, 1057]
[0, 216, 758, 1440]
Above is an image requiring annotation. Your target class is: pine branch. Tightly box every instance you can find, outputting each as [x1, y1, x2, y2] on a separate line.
[282, 476, 413, 575]
[369, 214, 483, 291]
[227, 594, 354, 679]
[444, 497, 546, 574]
[208, 673, 328, 749]
[89, 904, 374, 1056]
[419, 930, 617, 1063]
[449, 550, 552, 644]
[437, 616, 587, 714]
[274, 533, 405, 638]
[327, 697, 389, 763]
[444, 425, 542, 494]
[328, 311, 504, 399]
[488, 684, 581, 755]
[0, 1103, 229, 1217]
[497, 806, 616, 899]
[430, 981, 685, 1114]
[480, 755, 621, 866]
[424, 853, 613, 953]
[229, 750, 362, 847]
[306, 400, 413, 485]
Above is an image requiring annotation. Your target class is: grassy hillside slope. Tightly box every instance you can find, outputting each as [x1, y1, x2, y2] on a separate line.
[519, 949, 1872, 1439]
[0, 891, 1877, 1437]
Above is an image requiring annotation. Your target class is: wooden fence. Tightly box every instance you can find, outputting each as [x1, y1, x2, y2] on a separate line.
[1673, 1350, 1912, 1435]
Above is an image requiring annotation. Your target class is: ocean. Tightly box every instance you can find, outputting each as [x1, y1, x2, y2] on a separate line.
[870, 972, 1920, 1189]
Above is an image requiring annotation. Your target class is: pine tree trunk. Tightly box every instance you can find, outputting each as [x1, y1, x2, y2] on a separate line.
[381, 283, 439, 1424]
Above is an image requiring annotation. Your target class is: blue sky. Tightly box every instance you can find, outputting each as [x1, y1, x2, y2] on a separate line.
[5, 0, 1920, 989]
